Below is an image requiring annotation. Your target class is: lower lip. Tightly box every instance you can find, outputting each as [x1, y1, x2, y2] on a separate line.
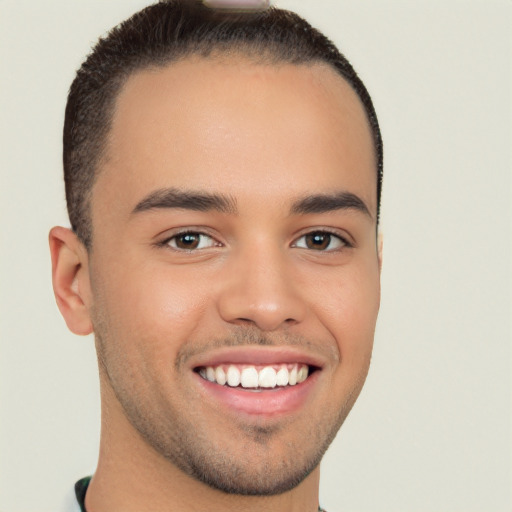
[194, 371, 320, 417]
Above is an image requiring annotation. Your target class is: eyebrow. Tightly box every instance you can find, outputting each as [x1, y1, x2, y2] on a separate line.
[290, 191, 372, 218]
[132, 187, 372, 219]
[132, 188, 238, 215]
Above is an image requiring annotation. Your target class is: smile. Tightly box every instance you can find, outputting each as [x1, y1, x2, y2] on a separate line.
[190, 348, 324, 416]
[197, 363, 310, 389]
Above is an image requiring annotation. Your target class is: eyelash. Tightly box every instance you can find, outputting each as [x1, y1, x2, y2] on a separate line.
[157, 230, 220, 251]
[292, 231, 352, 251]
[157, 229, 352, 252]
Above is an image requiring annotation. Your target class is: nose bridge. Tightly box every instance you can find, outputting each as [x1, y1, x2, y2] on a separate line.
[216, 240, 306, 331]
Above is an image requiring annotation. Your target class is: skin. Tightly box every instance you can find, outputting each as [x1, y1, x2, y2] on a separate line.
[50, 57, 381, 512]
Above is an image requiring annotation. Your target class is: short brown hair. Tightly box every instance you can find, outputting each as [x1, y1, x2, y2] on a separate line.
[63, 0, 383, 248]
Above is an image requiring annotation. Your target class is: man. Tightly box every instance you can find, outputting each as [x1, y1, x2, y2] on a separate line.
[50, 1, 383, 510]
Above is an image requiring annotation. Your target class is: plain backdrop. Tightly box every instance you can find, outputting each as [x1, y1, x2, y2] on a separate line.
[0, 1, 511, 511]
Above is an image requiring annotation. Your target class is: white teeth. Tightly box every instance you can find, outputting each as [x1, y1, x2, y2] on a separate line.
[201, 363, 311, 389]
[297, 365, 309, 383]
[206, 367, 216, 382]
[258, 366, 277, 388]
[276, 366, 289, 386]
[226, 365, 241, 387]
[241, 367, 259, 388]
[288, 366, 298, 385]
[215, 366, 226, 386]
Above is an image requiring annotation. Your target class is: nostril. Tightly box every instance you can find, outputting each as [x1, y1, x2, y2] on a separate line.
[234, 317, 257, 327]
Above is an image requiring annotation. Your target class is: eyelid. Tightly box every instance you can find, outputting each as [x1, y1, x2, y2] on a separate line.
[156, 227, 223, 251]
[291, 228, 353, 251]
[154, 226, 353, 252]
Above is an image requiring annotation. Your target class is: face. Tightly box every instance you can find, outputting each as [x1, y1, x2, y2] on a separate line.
[85, 57, 380, 494]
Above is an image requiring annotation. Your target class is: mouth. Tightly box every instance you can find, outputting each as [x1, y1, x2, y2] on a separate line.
[189, 347, 325, 416]
[195, 363, 316, 391]
[191, 350, 323, 417]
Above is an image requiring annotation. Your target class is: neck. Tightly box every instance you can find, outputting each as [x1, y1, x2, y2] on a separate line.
[86, 378, 321, 512]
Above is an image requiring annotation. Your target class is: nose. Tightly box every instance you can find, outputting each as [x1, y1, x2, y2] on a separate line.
[216, 245, 307, 332]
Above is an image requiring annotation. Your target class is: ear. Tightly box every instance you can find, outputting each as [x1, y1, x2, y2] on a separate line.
[49, 226, 93, 335]
[377, 231, 383, 272]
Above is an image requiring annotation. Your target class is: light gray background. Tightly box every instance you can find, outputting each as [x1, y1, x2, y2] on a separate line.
[1, 1, 510, 511]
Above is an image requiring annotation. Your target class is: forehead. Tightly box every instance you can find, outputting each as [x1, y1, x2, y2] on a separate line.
[93, 57, 376, 221]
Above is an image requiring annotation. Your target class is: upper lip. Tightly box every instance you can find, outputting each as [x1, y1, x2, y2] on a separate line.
[189, 346, 326, 370]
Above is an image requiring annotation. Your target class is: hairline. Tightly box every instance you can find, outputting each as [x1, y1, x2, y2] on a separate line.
[86, 53, 378, 251]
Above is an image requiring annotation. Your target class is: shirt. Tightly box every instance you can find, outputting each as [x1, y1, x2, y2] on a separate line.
[70, 476, 327, 511]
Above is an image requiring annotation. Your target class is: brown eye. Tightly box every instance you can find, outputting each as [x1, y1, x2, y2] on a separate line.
[175, 233, 200, 249]
[305, 233, 331, 250]
[167, 232, 217, 250]
[294, 231, 347, 251]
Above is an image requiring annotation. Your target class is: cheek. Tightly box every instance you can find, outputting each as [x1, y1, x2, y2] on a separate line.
[312, 263, 380, 364]
[91, 262, 213, 359]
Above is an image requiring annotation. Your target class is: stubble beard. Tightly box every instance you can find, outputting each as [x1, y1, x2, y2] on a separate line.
[94, 323, 366, 496]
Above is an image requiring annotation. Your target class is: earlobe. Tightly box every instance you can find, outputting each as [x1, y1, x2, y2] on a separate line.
[49, 226, 93, 336]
